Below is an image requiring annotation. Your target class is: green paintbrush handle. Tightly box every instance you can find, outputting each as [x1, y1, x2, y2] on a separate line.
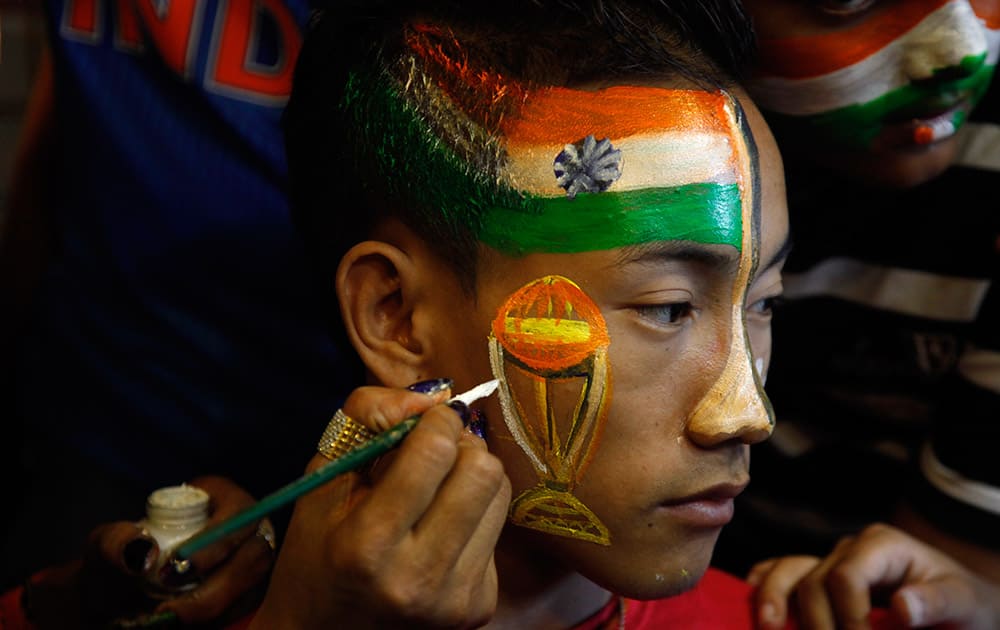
[172, 416, 420, 564]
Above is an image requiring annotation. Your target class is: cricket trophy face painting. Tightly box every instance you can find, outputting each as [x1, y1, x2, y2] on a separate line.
[477, 84, 774, 548]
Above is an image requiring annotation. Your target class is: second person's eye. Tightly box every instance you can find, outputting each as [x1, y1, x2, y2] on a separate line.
[815, 0, 877, 16]
[746, 295, 784, 318]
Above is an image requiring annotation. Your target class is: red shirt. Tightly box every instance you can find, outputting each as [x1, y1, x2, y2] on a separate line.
[0, 568, 902, 629]
[572, 569, 901, 630]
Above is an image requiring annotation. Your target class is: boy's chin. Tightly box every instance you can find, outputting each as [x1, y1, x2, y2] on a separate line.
[577, 540, 715, 601]
[603, 558, 710, 601]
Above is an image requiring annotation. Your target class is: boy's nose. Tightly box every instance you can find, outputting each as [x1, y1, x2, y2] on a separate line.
[904, 1, 988, 82]
[685, 309, 773, 448]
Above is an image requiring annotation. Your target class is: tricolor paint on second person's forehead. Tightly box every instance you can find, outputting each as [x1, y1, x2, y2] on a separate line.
[748, 0, 1000, 149]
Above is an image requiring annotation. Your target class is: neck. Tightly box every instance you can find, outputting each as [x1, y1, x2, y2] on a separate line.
[485, 529, 614, 629]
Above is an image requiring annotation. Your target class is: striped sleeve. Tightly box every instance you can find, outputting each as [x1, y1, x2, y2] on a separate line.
[910, 276, 1000, 549]
[907, 94, 1000, 548]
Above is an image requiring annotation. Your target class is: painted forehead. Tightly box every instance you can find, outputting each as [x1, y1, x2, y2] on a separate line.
[350, 24, 755, 256]
[754, 0, 999, 80]
[748, 0, 999, 146]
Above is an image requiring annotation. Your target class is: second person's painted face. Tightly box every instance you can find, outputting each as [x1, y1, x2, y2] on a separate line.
[745, 0, 999, 187]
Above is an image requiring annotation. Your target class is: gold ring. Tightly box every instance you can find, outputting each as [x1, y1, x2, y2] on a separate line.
[317, 409, 377, 460]
[256, 519, 277, 553]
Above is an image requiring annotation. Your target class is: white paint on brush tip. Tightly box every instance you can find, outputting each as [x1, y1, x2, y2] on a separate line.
[450, 379, 500, 406]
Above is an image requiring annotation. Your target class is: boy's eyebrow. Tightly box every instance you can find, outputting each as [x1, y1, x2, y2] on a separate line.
[615, 241, 738, 271]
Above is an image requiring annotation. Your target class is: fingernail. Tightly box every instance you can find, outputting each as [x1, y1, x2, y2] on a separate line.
[123, 538, 155, 574]
[159, 558, 199, 590]
[467, 408, 487, 440]
[407, 378, 453, 395]
[899, 589, 924, 626]
[141, 610, 181, 626]
[447, 400, 471, 425]
[758, 601, 777, 628]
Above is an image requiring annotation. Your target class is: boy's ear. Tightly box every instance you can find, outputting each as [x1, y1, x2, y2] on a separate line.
[336, 240, 430, 387]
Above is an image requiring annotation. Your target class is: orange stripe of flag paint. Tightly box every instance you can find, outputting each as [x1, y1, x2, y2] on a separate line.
[501, 87, 731, 147]
[404, 25, 735, 145]
[757, 0, 954, 79]
[973, 0, 1000, 29]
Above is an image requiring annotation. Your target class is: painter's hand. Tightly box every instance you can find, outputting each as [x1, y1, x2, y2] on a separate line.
[251, 384, 512, 629]
[749, 523, 999, 630]
[22, 477, 274, 629]
[154, 476, 276, 623]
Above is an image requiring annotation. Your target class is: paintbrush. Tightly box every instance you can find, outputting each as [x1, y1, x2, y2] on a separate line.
[170, 378, 500, 569]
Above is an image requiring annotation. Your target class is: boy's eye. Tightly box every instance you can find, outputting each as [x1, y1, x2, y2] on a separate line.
[636, 302, 694, 326]
[815, 0, 876, 15]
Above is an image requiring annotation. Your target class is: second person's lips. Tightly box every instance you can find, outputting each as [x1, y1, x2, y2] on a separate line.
[873, 105, 965, 150]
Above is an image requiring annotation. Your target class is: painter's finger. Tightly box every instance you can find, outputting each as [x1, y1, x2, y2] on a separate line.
[159, 518, 274, 624]
[89, 521, 159, 577]
[358, 403, 466, 540]
[181, 476, 259, 575]
[444, 434, 510, 624]
[79, 523, 159, 622]
[412, 429, 509, 575]
[343, 380, 452, 433]
[343, 427, 508, 628]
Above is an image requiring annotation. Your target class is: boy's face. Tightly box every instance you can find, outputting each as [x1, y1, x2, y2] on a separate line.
[744, 0, 999, 188]
[424, 90, 789, 597]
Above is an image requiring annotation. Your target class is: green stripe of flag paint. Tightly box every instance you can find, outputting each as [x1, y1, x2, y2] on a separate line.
[479, 183, 742, 255]
[769, 56, 995, 149]
[343, 69, 538, 239]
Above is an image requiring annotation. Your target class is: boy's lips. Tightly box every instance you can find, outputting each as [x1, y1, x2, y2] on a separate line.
[659, 480, 748, 528]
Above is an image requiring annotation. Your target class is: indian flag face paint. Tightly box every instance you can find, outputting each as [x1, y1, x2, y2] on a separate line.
[482, 87, 747, 255]
[749, 0, 1000, 149]
[346, 23, 753, 259]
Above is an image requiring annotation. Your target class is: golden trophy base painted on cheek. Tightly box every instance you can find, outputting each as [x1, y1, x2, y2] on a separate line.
[509, 483, 611, 546]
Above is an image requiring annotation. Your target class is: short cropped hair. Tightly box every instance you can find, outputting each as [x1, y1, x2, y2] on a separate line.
[285, 0, 756, 298]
